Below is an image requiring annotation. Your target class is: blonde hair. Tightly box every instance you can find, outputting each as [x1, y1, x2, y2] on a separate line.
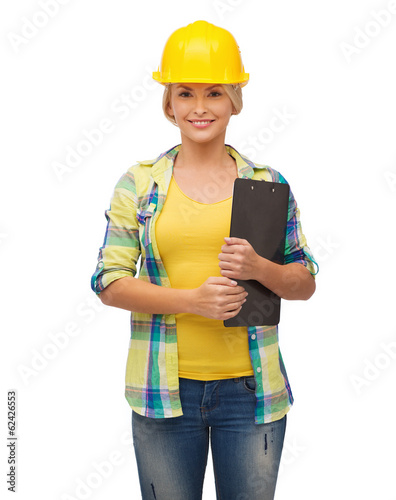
[162, 83, 243, 126]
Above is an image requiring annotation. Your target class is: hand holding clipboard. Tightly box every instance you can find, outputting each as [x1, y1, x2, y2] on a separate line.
[223, 178, 290, 327]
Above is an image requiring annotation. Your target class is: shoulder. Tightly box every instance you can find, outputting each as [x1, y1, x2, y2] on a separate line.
[246, 157, 289, 185]
[113, 153, 163, 194]
[127, 155, 158, 178]
[227, 145, 289, 185]
[116, 145, 179, 191]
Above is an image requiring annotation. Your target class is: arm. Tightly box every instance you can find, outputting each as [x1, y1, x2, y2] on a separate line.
[91, 167, 246, 320]
[255, 258, 315, 300]
[218, 238, 315, 300]
[99, 275, 248, 320]
[219, 174, 318, 300]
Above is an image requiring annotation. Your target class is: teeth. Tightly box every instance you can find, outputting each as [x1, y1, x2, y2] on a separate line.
[191, 121, 212, 124]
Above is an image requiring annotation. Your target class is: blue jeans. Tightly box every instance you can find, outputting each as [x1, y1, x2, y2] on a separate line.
[132, 377, 287, 500]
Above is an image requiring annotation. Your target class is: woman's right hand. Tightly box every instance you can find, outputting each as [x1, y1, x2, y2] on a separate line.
[190, 277, 248, 320]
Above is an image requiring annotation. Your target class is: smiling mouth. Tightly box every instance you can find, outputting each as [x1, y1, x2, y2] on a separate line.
[188, 120, 215, 125]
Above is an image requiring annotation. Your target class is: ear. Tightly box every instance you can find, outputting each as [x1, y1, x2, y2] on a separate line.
[167, 103, 174, 117]
[166, 84, 175, 117]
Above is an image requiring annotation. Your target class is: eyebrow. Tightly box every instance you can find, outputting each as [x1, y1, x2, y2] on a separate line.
[176, 84, 221, 90]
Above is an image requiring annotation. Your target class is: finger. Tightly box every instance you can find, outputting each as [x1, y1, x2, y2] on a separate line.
[225, 288, 247, 298]
[218, 259, 234, 269]
[224, 237, 248, 246]
[221, 309, 240, 320]
[208, 276, 238, 286]
[221, 302, 245, 320]
[220, 268, 238, 280]
[220, 245, 238, 254]
[216, 282, 246, 295]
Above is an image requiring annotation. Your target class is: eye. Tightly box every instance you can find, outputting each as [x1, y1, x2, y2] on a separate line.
[178, 92, 191, 97]
[209, 91, 222, 97]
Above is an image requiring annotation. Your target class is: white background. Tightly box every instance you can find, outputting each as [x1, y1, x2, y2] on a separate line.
[1, 1, 396, 499]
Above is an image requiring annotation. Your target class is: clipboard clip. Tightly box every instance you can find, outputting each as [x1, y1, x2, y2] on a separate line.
[252, 182, 275, 192]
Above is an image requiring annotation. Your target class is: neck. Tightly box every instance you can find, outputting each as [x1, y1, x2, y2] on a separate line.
[175, 134, 234, 171]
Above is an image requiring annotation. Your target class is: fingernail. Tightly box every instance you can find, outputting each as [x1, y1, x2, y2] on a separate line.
[231, 280, 237, 285]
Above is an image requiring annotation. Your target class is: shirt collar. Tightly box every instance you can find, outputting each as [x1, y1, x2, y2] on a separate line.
[138, 143, 258, 185]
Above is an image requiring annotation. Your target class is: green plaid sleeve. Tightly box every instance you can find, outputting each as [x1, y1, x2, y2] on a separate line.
[91, 170, 141, 295]
[267, 168, 319, 277]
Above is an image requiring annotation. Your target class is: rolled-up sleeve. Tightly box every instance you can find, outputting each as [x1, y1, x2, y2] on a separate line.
[91, 169, 141, 295]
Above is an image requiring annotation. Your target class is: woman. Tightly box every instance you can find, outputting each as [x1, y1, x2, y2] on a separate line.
[91, 20, 318, 500]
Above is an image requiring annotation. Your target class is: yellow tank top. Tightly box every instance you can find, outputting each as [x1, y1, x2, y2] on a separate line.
[155, 175, 254, 380]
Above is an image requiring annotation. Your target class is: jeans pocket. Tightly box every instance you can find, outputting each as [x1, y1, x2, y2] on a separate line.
[243, 376, 256, 393]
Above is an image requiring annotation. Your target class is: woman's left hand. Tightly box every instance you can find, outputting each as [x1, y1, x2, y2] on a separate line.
[218, 237, 260, 281]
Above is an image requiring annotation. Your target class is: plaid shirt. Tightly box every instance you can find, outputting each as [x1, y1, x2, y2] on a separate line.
[91, 144, 318, 424]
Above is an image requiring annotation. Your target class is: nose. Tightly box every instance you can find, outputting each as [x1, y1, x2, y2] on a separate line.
[193, 95, 207, 116]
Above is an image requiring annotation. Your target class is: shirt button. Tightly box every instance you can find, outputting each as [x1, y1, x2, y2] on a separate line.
[251, 334, 256, 340]
[256, 367, 261, 373]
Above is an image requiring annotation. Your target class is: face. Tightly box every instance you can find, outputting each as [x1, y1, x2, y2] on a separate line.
[167, 83, 235, 144]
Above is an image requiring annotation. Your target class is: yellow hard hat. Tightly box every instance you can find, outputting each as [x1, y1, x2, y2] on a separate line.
[152, 20, 249, 87]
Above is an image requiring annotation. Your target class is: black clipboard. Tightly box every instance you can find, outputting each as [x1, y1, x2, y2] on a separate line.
[223, 178, 290, 327]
